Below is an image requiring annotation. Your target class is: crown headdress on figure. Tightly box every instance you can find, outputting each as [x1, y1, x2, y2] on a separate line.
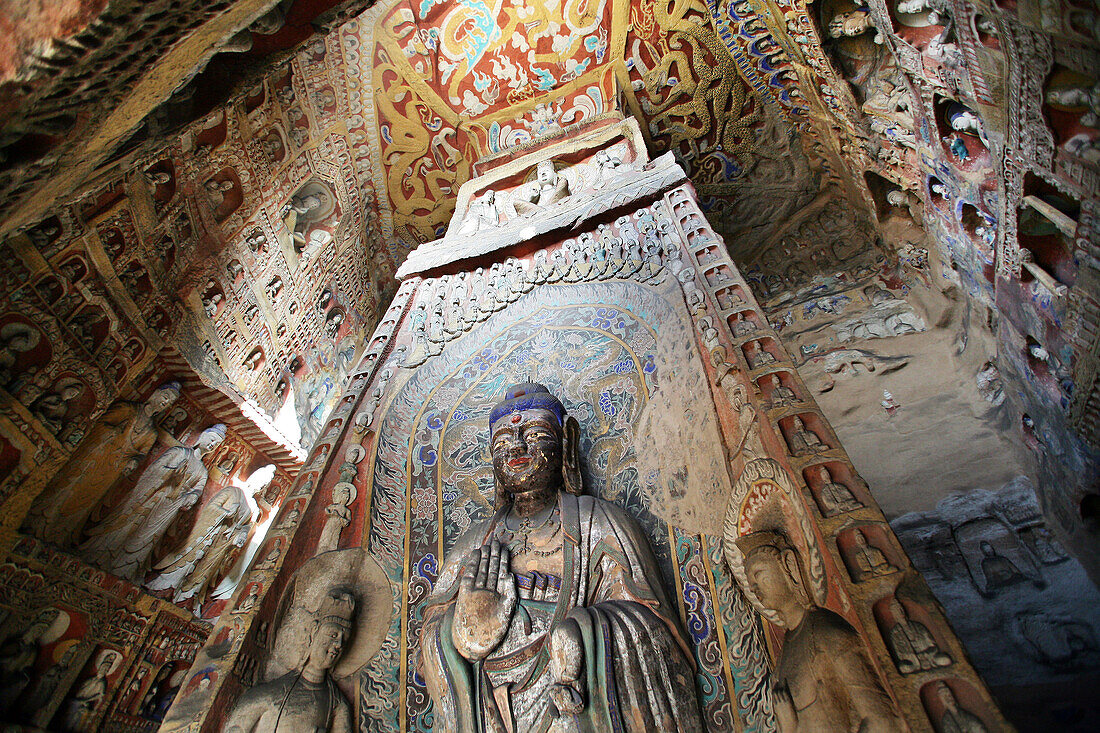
[489, 383, 566, 431]
[315, 586, 356, 631]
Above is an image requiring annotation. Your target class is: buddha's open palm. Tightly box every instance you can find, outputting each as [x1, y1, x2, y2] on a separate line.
[453, 540, 516, 661]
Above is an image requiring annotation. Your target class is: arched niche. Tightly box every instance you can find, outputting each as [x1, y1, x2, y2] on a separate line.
[890, 0, 946, 43]
[933, 96, 990, 170]
[1044, 65, 1100, 163]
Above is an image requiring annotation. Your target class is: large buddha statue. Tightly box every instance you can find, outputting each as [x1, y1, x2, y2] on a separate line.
[24, 381, 180, 546]
[422, 383, 701, 733]
[733, 529, 903, 732]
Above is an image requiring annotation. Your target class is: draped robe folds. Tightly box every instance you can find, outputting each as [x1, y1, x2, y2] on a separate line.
[146, 485, 250, 603]
[422, 493, 702, 733]
[26, 401, 158, 546]
[80, 444, 209, 580]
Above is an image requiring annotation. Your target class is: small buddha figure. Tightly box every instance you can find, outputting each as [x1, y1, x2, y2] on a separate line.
[851, 529, 898, 580]
[746, 340, 777, 369]
[732, 312, 758, 337]
[225, 586, 356, 732]
[513, 160, 570, 214]
[934, 682, 988, 733]
[885, 598, 952, 674]
[815, 466, 863, 515]
[457, 190, 501, 235]
[787, 416, 827, 455]
[828, 9, 876, 38]
[731, 530, 903, 732]
[767, 374, 798, 407]
[977, 540, 1024, 592]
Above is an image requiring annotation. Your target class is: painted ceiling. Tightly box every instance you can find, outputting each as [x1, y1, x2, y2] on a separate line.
[345, 0, 815, 253]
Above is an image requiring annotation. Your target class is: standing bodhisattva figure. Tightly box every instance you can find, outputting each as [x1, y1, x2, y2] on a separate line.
[422, 383, 702, 733]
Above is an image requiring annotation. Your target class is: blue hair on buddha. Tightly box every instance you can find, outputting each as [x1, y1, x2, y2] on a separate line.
[489, 383, 566, 428]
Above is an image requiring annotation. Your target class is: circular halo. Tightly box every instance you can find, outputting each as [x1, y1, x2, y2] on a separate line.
[267, 548, 392, 680]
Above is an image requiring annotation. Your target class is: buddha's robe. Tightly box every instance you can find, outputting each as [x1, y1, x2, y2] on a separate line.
[25, 400, 158, 546]
[422, 493, 701, 733]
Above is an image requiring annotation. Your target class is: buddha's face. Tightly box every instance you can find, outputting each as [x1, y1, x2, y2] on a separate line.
[197, 431, 223, 451]
[743, 548, 798, 626]
[491, 408, 562, 497]
[536, 161, 557, 186]
[308, 622, 347, 670]
[148, 387, 179, 413]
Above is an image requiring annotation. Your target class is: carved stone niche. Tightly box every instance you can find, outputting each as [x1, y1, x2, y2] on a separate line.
[1044, 65, 1100, 163]
[757, 370, 802, 409]
[927, 174, 952, 212]
[727, 309, 763, 339]
[837, 524, 902, 582]
[919, 678, 995, 733]
[204, 167, 243, 223]
[742, 336, 783, 370]
[713, 284, 749, 311]
[802, 460, 867, 516]
[702, 263, 735, 288]
[933, 96, 990, 171]
[778, 412, 833, 456]
[694, 243, 723, 264]
[951, 515, 1045, 597]
[1016, 174, 1079, 292]
[873, 593, 953, 675]
[887, 0, 947, 51]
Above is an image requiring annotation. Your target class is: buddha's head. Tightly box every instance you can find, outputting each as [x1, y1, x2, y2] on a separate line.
[148, 381, 181, 414]
[196, 423, 227, 452]
[735, 530, 812, 628]
[489, 383, 581, 510]
[536, 160, 557, 187]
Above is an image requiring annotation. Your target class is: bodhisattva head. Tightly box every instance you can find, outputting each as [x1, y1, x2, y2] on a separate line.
[536, 160, 558, 187]
[302, 587, 356, 682]
[489, 383, 581, 514]
[735, 530, 812, 629]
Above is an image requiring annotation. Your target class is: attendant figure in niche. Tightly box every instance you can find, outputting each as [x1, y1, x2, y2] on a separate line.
[31, 380, 82, 434]
[787, 416, 827, 455]
[79, 424, 226, 580]
[0, 608, 59, 714]
[225, 586, 356, 732]
[457, 190, 500, 235]
[885, 597, 952, 673]
[513, 160, 570, 214]
[205, 179, 234, 209]
[767, 374, 799, 407]
[949, 135, 970, 161]
[732, 311, 758, 336]
[147, 464, 275, 609]
[934, 682, 987, 733]
[730, 530, 903, 731]
[746, 340, 777, 369]
[815, 465, 863, 514]
[977, 540, 1024, 592]
[24, 382, 180, 547]
[1047, 81, 1100, 129]
[947, 104, 985, 139]
[59, 650, 119, 730]
[852, 529, 898, 579]
[421, 384, 702, 732]
[0, 322, 39, 388]
[592, 149, 622, 188]
[23, 643, 79, 724]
